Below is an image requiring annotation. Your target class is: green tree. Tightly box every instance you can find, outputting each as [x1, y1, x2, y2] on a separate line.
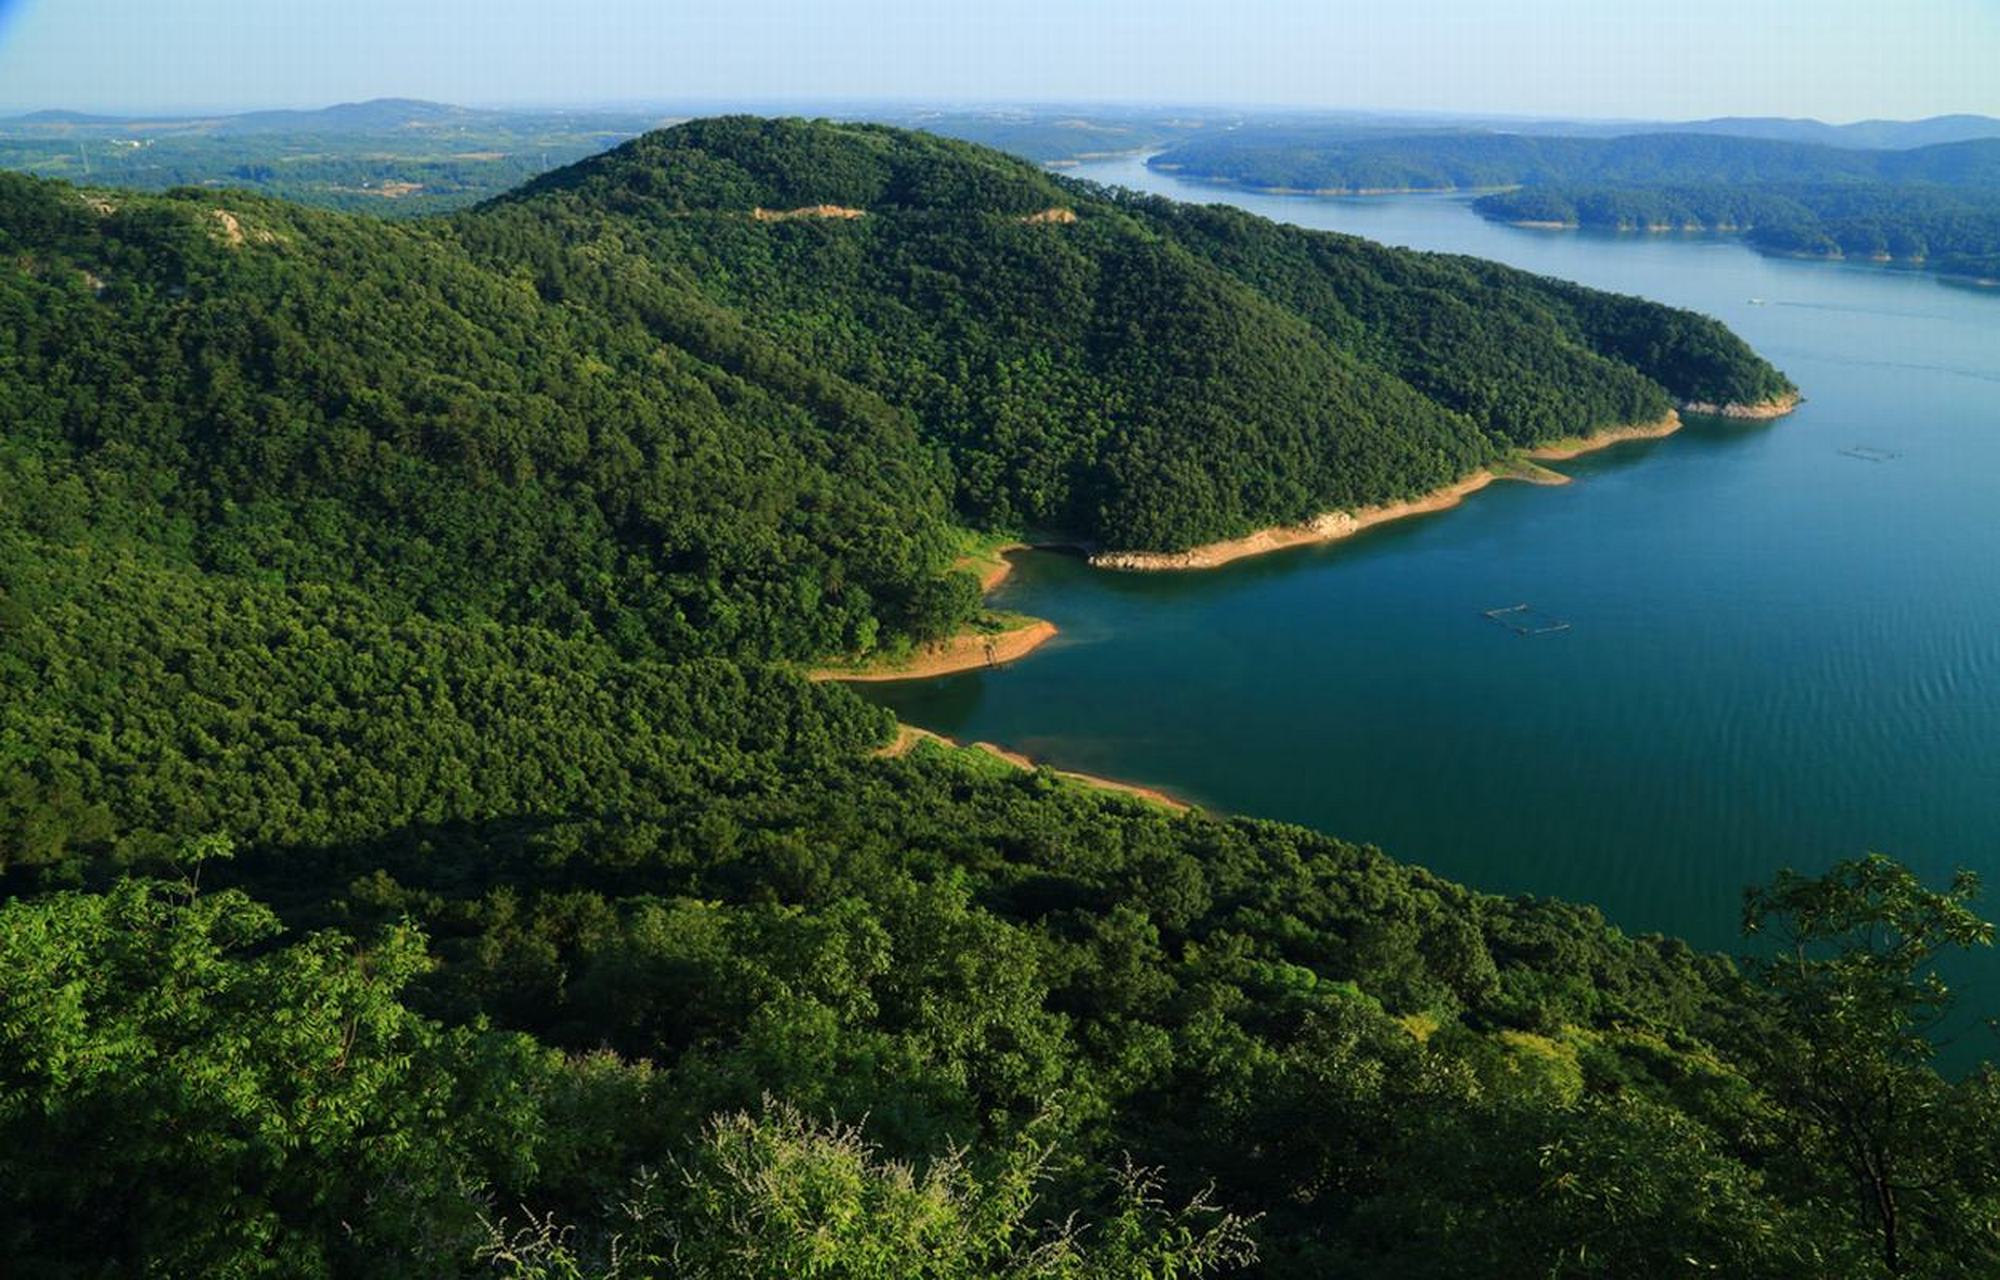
[1742, 853, 2000, 1275]
[0, 859, 546, 1277]
[1356, 1095, 1839, 1279]
[478, 1098, 1257, 1279]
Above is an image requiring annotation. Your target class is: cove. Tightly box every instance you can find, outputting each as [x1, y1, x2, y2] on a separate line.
[863, 155, 2000, 1021]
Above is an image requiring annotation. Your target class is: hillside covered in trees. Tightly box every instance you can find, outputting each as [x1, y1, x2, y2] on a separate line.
[1152, 127, 2000, 283]
[9, 120, 1988, 1278]
[1151, 129, 2000, 194]
[0, 115, 1790, 641]
[1477, 182, 2000, 279]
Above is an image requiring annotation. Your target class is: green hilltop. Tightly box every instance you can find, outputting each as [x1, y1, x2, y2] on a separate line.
[4, 116, 1789, 667]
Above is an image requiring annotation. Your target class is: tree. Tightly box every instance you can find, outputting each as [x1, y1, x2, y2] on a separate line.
[1741, 853, 2000, 1275]
[1354, 1094, 1838, 1280]
[478, 1098, 1258, 1279]
[0, 858, 547, 1277]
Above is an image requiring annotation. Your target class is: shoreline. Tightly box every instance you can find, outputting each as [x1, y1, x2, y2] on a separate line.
[811, 542, 1045, 683]
[878, 725, 1193, 813]
[1089, 471, 1505, 571]
[1502, 219, 1747, 234]
[1489, 216, 1978, 283]
[1677, 391, 1802, 421]
[818, 399, 1794, 668]
[1144, 163, 1516, 199]
[1523, 412, 1683, 461]
[1091, 412, 1689, 573]
[812, 618, 1057, 683]
[831, 401, 1788, 784]
[963, 541, 1029, 593]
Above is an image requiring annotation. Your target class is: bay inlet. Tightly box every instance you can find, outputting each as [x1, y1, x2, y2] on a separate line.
[865, 155, 2000, 1033]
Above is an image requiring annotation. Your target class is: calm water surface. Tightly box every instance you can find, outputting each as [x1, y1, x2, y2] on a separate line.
[869, 156, 2000, 1003]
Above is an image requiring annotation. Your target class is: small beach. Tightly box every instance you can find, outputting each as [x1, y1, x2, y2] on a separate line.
[813, 617, 1057, 683]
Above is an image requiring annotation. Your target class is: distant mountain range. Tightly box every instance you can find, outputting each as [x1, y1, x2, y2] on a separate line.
[7, 98, 1998, 153]
[1527, 113, 2000, 150]
[210, 97, 493, 135]
[6, 98, 1997, 231]
[10, 108, 131, 126]
[0, 97, 661, 138]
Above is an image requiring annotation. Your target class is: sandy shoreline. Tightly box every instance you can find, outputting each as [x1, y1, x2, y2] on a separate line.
[829, 403, 1786, 795]
[1090, 399, 1813, 573]
[1089, 412, 1708, 572]
[964, 542, 1028, 593]
[1089, 471, 1507, 571]
[878, 725, 1192, 813]
[813, 618, 1056, 683]
[818, 402, 1792, 666]
[1523, 412, 1683, 460]
[810, 542, 1045, 684]
[1506, 220, 1745, 234]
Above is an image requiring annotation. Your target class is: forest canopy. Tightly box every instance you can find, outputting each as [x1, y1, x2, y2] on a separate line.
[7, 119, 1963, 1280]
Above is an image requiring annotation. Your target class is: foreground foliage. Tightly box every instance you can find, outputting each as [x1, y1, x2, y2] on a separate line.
[7, 833, 1994, 1276]
[477, 1103, 1255, 1279]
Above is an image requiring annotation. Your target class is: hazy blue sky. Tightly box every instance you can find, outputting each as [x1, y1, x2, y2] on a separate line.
[1, 0, 1994, 121]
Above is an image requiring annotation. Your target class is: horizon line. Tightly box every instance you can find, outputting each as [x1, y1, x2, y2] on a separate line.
[2, 94, 1995, 130]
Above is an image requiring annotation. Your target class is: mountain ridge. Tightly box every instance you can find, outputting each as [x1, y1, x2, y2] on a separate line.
[473, 117, 1790, 550]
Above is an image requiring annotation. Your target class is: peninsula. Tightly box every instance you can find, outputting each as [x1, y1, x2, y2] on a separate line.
[1087, 406, 1780, 572]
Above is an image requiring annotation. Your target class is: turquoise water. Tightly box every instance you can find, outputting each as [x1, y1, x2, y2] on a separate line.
[867, 156, 2000, 1006]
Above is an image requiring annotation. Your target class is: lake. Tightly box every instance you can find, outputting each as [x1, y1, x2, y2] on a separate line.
[866, 155, 2000, 1005]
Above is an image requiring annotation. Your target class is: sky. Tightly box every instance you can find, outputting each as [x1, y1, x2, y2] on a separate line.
[0, 0, 1995, 122]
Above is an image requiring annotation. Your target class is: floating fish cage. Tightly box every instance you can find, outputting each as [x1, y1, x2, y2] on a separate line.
[1839, 445, 1900, 462]
[1482, 604, 1571, 637]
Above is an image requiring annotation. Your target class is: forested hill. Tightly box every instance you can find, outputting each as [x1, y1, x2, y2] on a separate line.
[1148, 127, 2000, 283]
[471, 118, 1789, 549]
[1150, 128, 2000, 193]
[1474, 182, 2000, 280]
[14, 120, 1979, 1280]
[0, 114, 1788, 663]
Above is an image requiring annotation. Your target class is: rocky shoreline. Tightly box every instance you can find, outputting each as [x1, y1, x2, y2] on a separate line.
[1677, 391, 1803, 420]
